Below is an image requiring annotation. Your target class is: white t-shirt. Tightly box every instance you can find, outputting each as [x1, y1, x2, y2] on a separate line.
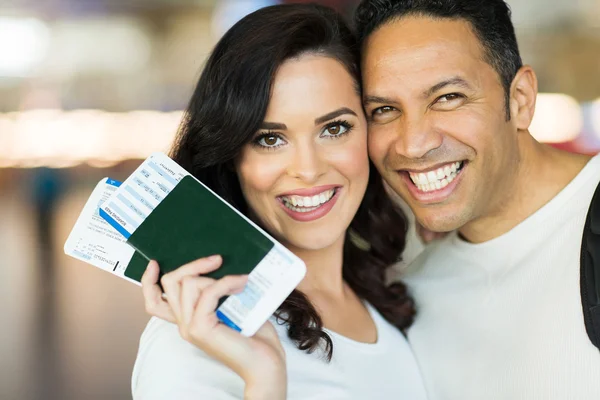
[132, 303, 428, 399]
[402, 154, 600, 400]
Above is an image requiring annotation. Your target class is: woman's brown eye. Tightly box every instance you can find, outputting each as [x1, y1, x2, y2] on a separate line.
[264, 136, 278, 146]
[328, 125, 340, 135]
[321, 123, 349, 138]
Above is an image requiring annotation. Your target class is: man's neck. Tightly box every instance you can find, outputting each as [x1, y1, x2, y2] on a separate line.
[458, 135, 591, 244]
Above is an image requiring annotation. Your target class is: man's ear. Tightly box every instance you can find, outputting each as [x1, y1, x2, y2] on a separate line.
[509, 65, 538, 130]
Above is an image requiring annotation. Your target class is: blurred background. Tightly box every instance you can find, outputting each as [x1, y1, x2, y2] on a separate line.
[0, 0, 598, 399]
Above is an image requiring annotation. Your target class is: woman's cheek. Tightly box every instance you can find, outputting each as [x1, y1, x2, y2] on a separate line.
[239, 152, 285, 191]
[329, 136, 370, 184]
[237, 153, 287, 221]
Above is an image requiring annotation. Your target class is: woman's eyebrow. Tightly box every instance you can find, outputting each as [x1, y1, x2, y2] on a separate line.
[314, 107, 357, 125]
[260, 122, 287, 130]
[260, 107, 357, 130]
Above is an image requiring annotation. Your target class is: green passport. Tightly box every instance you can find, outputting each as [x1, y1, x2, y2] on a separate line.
[123, 175, 275, 282]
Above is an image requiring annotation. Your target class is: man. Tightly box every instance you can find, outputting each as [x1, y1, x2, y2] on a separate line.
[354, 0, 600, 399]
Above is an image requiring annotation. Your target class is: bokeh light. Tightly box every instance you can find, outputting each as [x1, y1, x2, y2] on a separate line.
[0, 17, 50, 77]
[529, 93, 583, 143]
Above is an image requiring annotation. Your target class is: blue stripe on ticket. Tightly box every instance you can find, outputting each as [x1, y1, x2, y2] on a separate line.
[99, 208, 132, 239]
[216, 310, 242, 332]
[105, 178, 122, 187]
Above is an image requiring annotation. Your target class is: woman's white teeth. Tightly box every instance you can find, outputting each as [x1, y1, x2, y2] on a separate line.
[281, 189, 336, 212]
[409, 162, 463, 192]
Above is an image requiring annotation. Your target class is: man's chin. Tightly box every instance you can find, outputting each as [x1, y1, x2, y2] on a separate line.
[414, 210, 464, 235]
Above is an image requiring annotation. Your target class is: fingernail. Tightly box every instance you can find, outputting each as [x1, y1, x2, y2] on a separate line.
[208, 255, 221, 262]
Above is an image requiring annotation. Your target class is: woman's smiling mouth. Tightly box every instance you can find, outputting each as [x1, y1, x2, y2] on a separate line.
[280, 188, 337, 212]
[277, 185, 342, 221]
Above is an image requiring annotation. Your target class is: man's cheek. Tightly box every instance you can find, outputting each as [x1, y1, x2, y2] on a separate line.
[367, 137, 384, 164]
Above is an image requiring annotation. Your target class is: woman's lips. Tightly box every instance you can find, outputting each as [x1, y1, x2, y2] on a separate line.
[277, 187, 342, 222]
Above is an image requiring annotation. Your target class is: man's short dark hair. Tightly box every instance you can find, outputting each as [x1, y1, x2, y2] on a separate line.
[354, 0, 523, 120]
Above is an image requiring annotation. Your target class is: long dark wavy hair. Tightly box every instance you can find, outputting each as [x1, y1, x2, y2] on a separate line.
[170, 3, 415, 360]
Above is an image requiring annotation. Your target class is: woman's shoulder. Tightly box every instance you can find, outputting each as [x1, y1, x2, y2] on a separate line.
[131, 317, 245, 400]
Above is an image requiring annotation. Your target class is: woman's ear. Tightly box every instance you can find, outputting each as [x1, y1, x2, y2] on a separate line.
[509, 65, 538, 131]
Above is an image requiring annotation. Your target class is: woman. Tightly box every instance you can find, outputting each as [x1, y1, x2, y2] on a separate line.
[132, 4, 428, 399]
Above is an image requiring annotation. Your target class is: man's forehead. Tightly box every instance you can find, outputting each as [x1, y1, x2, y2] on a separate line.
[361, 17, 491, 94]
[362, 16, 485, 72]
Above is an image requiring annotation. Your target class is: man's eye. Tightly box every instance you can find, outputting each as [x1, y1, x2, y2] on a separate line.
[437, 93, 462, 103]
[369, 106, 400, 124]
[431, 93, 466, 111]
[373, 106, 395, 115]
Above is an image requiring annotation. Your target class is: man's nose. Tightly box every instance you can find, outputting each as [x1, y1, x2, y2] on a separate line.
[393, 117, 443, 159]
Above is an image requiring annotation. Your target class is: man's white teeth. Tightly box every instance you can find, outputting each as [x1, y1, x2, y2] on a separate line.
[281, 189, 336, 212]
[409, 162, 463, 192]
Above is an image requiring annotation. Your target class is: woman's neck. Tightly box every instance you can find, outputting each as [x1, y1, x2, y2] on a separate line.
[287, 236, 346, 300]
[286, 234, 377, 343]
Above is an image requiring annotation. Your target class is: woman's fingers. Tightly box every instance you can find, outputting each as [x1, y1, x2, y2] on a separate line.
[183, 275, 249, 356]
[141, 257, 248, 342]
[160, 255, 223, 320]
[166, 255, 223, 281]
[195, 274, 249, 317]
[180, 275, 217, 326]
[141, 260, 176, 323]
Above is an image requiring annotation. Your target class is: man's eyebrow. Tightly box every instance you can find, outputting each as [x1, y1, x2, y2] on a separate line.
[260, 122, 287, 130]
[363, 95, 396, 106]
[314, 107, 357, 125]
[424, 77, 472, 98]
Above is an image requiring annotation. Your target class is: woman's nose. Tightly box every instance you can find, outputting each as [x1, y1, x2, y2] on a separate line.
[286, 142, 327, 183]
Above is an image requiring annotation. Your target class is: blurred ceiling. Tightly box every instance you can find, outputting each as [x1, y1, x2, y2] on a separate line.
[0, 0, 599, 167]
[0, 0, 598, 113]
[1, 0, 217, 15]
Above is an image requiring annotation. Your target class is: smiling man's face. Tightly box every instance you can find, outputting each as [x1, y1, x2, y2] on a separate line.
[362, 16, 521, 233]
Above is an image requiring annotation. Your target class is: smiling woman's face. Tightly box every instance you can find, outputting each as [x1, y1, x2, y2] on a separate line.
[235, 54, 370, 252]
